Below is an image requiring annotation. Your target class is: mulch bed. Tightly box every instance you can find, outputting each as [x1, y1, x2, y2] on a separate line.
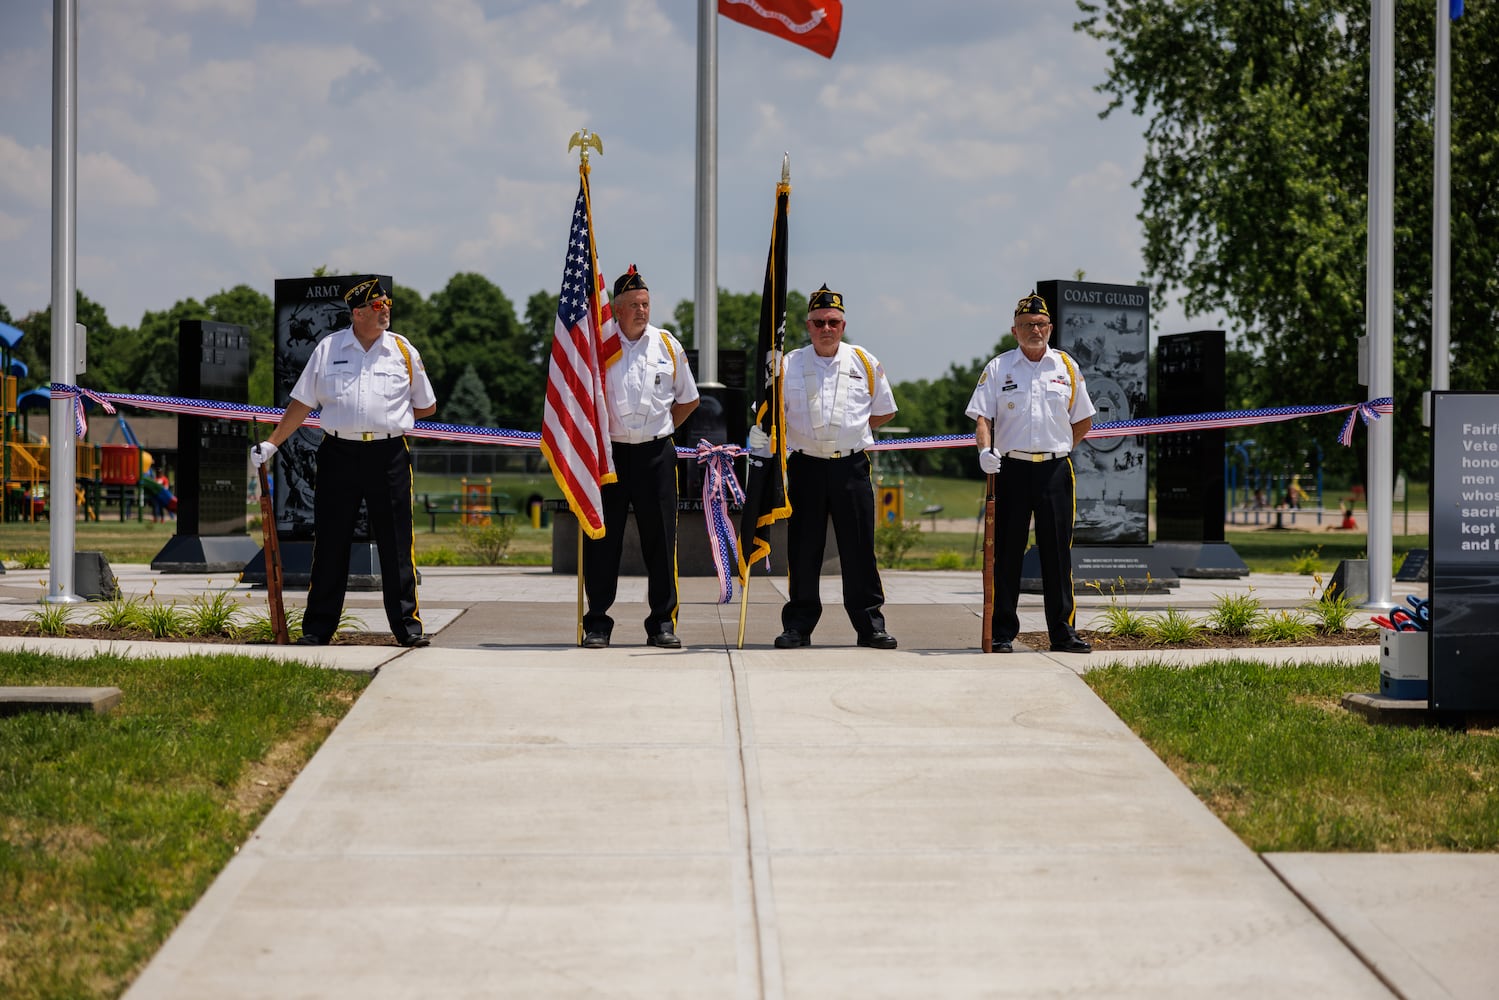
[1019, 629, 1379, 652]
[0, 622, 400, 646]
[0, 619, 1381, 651]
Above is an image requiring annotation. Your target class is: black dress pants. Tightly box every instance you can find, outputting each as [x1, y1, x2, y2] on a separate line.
[303, 435, 421, 643]
[582, 436, 680, 639]
[990, 456, 1078, 645]
[781, 450, 887, 639]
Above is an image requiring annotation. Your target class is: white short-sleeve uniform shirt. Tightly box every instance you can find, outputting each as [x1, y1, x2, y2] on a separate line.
[783, 342, 897, 458]
[290, 328, 437, 436]
[965, 347, 1096, 455]
[605, 323, 699, 444]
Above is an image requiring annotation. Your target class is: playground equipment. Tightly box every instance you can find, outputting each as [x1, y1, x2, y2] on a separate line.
[1224, 440, 1335, 526]
[460, 478, 493, 527]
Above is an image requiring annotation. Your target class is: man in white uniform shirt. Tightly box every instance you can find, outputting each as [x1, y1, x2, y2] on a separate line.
[966, 291, 1096, 654]
[770, 284, 899, 650]
[582, 266, 700, 649]
[251, 277, 437, 647]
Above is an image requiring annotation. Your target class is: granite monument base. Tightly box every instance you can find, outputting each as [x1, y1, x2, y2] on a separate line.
[550, 505, 838, 577]
[150, 534, 263, 574]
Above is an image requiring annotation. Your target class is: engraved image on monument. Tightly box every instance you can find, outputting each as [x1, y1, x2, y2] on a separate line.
[1038, 279, 1150, 545]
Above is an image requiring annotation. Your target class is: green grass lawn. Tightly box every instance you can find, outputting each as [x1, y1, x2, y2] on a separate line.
[1086, 658, 1499, 852]
[0, 650, 371, 999]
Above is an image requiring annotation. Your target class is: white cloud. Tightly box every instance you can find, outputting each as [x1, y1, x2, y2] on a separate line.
[0, 0, 1173, 381]
[0, 210, 25, 242]
[0, 136, 50, 205]
[80, 152, 159, 208]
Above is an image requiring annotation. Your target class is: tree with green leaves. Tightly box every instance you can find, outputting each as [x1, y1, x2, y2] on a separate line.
[671, 288, 810, 354]
[446, 363, 496, 427]
[1076, 0, 1499, 481]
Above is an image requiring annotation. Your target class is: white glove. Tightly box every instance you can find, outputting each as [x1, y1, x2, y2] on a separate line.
[251, 441, 278, 468]
[746, 426, 772, 457]
[978, 448, 1002, 475]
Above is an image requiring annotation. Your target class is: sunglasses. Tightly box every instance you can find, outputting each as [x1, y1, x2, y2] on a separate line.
[366, 299, 392, 313]
[1017, 320, 1050, 331]
[810, 317, 843, 329]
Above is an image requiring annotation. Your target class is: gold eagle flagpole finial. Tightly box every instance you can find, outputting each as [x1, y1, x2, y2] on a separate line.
[568, 129, 603, 165]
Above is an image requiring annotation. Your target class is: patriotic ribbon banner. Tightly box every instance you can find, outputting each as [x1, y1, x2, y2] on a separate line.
[53, 385, 1394, 453]
[50, 384, 1393, 572]
[696, 441, 747, 603]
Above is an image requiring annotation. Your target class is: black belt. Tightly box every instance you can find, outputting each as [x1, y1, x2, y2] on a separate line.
[327, 430, 402, 441]
[792, 448, 863, 460]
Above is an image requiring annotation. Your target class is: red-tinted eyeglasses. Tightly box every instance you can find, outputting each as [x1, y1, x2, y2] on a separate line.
[810, 317, 843, 329]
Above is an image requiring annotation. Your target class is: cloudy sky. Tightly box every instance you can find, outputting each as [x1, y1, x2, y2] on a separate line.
[0, 0, 1214, 383]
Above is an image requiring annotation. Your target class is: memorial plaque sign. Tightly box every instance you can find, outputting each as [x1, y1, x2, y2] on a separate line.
[1429, 391, 1499, 711]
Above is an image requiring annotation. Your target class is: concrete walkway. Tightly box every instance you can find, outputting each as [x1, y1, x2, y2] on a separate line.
[0, 566, 1491, 998]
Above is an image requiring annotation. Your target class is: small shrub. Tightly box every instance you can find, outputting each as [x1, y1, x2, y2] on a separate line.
[1308, 579, 1360, 635]
[336, 611, 367, 638]
[22, 603, 73, 637]
[932, 549, 965, 571]
[183, 590, 242, 638]
[15, 550, 48, 570]
[874, 520, 922, 569]
[1289, 546, 1323, 576]
[1254, 609, 1314, 643]
[136, 600, 189, 639]
[1145, 607, 1205, 645]
[1086, 577, 1152, 638]
[417, 546, 460, 567]
[458, 520, 517, 565]
[90, 594, 145, 631]
[1205, 591, 1263, 636]
[239, 606, 304, 644]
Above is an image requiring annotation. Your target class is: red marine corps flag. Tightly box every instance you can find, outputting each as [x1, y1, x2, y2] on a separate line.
[718, 0, 842, 59]
[542, 135, 620, 540]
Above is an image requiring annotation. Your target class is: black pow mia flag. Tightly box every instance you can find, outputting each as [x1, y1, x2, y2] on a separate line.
[737, 177, 792, 581]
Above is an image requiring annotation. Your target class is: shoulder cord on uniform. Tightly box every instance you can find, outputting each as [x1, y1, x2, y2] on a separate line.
[660, 331, 677, 380]
[391, 334, 415, 384]
[1056, 350, 1077, 411]
[851, 346, 875, 387]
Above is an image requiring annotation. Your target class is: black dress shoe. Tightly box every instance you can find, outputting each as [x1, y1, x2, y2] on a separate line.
[992, 639, 1014, 653]
[1050, 636, 1092, 654]
[399, 633, 430, 648]
[647, 629, 682, 649]
[295, 634, 325, 646]
[581, 631, 610, 649]
[774, 629, 810, 649]
[857, 630, 898, 650]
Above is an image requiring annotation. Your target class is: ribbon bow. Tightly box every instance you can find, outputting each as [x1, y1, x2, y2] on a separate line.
[1337, 399, 1386, 447]
[697, 440, 747, 603]
[50, 383, 118, 438]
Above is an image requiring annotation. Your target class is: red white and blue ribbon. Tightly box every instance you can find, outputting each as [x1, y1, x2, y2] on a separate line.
[1337, 401, 1387, 447]
[696, 440, 746, 603]
[50, 384, 1395, 568]
[51, 384, 1394, 454]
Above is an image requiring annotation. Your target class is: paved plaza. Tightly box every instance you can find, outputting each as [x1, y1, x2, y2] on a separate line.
[0, 564, 1491, 998]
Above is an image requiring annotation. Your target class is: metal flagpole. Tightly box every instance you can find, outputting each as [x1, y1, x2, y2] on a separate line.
[695, 0, 719, 388]
[47, 0, 84, 606]
[1430, 0, 1452, 422]
[1365, 0, 1395, 610]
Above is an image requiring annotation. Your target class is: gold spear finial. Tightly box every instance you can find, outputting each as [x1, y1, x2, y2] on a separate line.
[568, 129, 603, 164]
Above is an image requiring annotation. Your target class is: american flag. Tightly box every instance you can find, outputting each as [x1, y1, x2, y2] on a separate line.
[541, 170, 620, 538]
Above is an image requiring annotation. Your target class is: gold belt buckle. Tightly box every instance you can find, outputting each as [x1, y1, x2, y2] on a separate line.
[831, 450, 843, 459]
[361, 432, 375, 442]
[1030, 452, 1046, 463]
